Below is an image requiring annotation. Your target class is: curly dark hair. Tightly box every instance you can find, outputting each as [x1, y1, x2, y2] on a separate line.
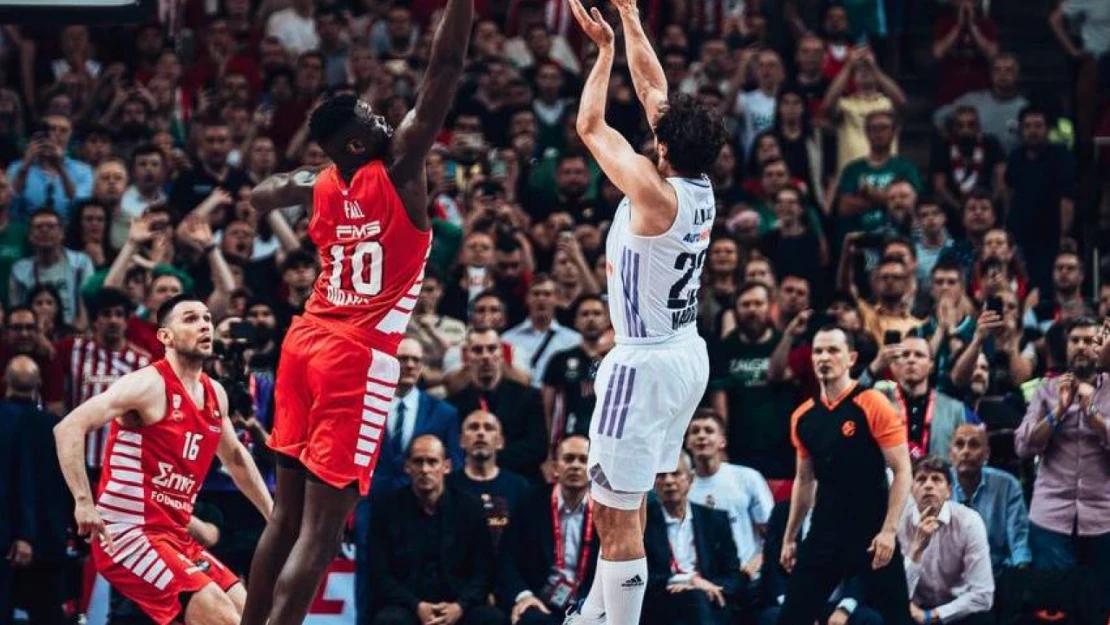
[654, 93, 728, 178]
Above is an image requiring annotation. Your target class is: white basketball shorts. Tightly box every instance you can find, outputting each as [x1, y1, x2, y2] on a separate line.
[587, 333, 709, 495]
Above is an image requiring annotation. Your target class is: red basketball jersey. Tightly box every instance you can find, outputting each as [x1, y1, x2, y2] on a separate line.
[304, 161, 431, 350]
[95, 360, 223, 538]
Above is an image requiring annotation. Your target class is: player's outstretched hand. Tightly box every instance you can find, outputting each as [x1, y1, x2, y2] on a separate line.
[568, 0, 614, 47]
[76, 501, 114, 553]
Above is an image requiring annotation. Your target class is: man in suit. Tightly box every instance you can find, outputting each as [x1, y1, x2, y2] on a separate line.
[0, 356, 36, 625]
[643, 453, 743, 625]
[500, 435, 599, 625]
[357, 337, 462, 625]
[368, 434, 504, 625]
[759, 500, 882, 625]
[448, 328, 548, 482]
[2, 356, 70, 625]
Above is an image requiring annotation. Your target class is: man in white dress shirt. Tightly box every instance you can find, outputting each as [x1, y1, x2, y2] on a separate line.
[898, 457, 994, 625]
[502, 275, 581, 388]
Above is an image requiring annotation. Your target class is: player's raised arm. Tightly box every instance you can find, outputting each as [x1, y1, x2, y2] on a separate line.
[249, 165, 321, 216]
[54, 367, 163, 550]
[571, 0, 675, 230]
[212, 381, 274, 520]
[389, 0, 474, 188]
[611, 0, 668, 128]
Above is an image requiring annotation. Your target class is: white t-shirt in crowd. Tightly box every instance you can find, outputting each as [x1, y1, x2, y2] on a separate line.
[689, 462, 775, 566]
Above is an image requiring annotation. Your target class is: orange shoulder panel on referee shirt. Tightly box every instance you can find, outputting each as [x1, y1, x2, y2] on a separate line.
[853, 389, 907, 449]
[790, 398, 817, 458]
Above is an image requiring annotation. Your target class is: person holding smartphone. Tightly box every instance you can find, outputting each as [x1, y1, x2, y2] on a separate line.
[6, 116, 94, 218]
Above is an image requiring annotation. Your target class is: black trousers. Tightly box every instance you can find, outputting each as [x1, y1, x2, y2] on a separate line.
[12, 560, 68, 625]
[777, 534, 912, 625]
[940, 612, 995, 625]
[0, 558, 11, 625]
[372, 605, 505, 625]
[761, 603, 885, 625]
[517, 605, 563, 625]
[645, 588, 732, 625]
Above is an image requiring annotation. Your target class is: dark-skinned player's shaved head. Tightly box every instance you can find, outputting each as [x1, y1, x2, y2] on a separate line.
[309, 94, 393, 169]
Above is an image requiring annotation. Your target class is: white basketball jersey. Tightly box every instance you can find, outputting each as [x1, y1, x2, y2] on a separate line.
[606, 176, 716, 343]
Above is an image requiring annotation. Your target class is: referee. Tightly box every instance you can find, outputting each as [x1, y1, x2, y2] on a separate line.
[777, 326, 913, 625]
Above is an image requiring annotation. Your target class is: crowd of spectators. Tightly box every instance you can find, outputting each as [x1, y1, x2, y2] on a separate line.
[0, 0, 1109, 623]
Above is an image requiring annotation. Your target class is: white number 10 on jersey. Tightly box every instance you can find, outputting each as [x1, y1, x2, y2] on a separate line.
[328, 242, 383, 296]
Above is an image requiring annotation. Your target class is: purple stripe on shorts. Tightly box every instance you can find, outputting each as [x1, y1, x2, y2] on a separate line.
[607, 365, 628, 437]
[596, 365, 618, 436]
[614, 366, 637, 439]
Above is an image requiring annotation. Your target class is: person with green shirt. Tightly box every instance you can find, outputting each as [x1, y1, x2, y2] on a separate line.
[834, 109, 922, 247]
[0, 171, 29, 306]
[709, 282, 795, 480]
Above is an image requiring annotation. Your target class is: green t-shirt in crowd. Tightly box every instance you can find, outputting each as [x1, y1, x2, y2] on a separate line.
[0, 218, 28, 307]
[836, 155, 922, 235]
[428, 219, 462, 276]
[709, 328, 795, 478]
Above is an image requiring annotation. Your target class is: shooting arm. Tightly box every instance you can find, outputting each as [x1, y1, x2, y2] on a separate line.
[577, 45, 676, 234]
[54, 368, 160, 507]
[617, 2, 669, 128]
[214, 382, 273, 520]
[389, 0, 473, 199]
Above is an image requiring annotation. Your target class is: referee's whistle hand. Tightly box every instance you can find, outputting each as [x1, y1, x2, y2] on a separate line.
[867, 529, 896, 569]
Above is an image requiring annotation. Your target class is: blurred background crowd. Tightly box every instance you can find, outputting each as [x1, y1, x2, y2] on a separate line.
[0, 0, 1108, 623]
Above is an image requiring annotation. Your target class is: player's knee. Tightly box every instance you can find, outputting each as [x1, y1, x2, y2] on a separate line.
[183, 586, 240, 625]
[269, 504, 302, 536]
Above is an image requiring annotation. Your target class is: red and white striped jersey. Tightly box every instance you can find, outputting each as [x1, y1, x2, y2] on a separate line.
[95, 360, 223, 537]
[59, 336, 153, 469]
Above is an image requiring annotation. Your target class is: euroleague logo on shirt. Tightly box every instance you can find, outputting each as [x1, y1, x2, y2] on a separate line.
[841, 421, 857, 437]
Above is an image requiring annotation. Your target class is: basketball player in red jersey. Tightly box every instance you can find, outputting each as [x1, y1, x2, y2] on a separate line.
[53, 295, 273, 625]
[238, 0, 475, 623]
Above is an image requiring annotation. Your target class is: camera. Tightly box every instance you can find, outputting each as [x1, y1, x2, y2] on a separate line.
[213, 321, 258, 419]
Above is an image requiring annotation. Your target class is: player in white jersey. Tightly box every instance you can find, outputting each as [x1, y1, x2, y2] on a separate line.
[567, 0, 728, 623]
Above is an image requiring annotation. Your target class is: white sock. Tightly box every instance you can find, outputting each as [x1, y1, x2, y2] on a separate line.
[578, 551, 606, 618]
[599, 557, 647, 625]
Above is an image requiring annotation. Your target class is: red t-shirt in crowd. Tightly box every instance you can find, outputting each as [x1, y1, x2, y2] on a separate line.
[933, 14, 997, 105]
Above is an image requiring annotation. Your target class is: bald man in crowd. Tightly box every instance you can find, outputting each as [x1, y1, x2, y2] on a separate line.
[948, 424, 1031, 571]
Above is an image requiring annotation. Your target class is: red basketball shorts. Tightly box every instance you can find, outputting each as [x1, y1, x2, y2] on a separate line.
[270, 315, 401, 495]
[92, 529, 239, 625]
